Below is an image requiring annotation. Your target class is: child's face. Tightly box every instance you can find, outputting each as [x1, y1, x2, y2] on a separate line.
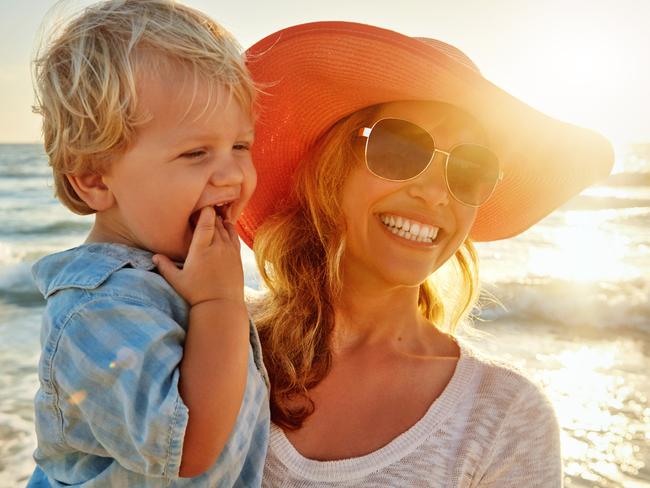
[99, 72, 256, 261]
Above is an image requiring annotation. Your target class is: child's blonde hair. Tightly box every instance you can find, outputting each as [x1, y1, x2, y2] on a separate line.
[252, 105, 480, 430]
[33, 0, 256, 214]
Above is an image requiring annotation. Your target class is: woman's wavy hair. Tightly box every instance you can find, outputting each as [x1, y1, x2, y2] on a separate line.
[253, 104, 480, 430]
[32, 0, 256, 214]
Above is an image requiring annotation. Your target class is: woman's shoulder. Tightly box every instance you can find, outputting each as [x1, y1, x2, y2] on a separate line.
[455, 337, 557, 416]
[450, 338, 562, 483]
[433, 337, 561, 469]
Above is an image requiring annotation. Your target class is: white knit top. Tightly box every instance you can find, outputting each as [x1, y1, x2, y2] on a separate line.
[262, 340, 562, 487]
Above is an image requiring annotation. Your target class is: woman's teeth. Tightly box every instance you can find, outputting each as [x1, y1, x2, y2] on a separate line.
[379, 214, 439, 243]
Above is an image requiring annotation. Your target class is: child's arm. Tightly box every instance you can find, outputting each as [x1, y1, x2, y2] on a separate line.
[153, 206, 250, 478]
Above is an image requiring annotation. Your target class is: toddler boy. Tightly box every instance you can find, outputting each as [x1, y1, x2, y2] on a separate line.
[27, 1, 269, 486]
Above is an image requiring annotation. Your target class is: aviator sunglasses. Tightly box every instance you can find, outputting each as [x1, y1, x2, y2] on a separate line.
[358, 118, 503, 207]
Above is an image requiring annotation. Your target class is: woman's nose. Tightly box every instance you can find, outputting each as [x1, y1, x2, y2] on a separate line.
[406, 152, 450, 206]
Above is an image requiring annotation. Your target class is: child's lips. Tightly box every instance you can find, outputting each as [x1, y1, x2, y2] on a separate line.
[215, 202, 231, 220]
[188, 202, 235, 230]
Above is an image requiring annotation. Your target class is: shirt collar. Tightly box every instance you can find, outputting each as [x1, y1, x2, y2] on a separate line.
[32, 243, 158, 298]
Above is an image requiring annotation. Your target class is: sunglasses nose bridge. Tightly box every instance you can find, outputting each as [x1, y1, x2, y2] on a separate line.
[405, 150, 451, 207]
[421, 148, 450, 182]
[432, 148, 451, 169]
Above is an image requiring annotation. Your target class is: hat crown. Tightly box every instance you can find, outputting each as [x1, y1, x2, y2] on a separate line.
[414, 37, 481, 74]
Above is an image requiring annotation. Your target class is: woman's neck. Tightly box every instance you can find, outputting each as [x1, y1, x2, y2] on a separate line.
[333, 276, 426, 352]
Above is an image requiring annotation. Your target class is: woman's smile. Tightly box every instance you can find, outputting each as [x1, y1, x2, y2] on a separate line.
[378, 213, 440, 245]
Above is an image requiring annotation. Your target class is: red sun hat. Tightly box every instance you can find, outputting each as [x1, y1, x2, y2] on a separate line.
[237, 21, 614, 247]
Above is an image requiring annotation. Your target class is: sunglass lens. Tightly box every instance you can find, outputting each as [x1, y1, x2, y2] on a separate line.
[447, 144, 500, 206]
[366, 119, 434, 180]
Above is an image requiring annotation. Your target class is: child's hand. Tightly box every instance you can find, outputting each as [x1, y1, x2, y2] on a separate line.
[153, 206, 244, 306]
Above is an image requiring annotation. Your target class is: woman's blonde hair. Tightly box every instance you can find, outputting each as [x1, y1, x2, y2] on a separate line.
[32, 0, 256, 214]
[253, 105, 480, 430]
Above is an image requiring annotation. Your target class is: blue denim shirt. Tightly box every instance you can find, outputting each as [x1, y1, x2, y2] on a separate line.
[27, 243, 270, 487]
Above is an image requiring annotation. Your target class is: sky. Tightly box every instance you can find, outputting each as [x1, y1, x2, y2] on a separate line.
[1, 0, 649, 146]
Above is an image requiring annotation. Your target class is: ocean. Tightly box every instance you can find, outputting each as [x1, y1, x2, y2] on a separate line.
[0, 143, 648, 487]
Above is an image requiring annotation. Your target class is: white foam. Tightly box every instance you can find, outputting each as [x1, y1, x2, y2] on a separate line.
[478, 278, 650, 333]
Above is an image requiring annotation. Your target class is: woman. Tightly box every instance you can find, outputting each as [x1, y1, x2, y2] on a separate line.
[238, 22, 613, 487]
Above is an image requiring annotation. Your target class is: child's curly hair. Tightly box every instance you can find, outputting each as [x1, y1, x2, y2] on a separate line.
[33, 0, 256, 214]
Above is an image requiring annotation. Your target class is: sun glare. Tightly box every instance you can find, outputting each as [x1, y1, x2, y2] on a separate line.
[536, 342, 648, 485]
[510, 12, 646, 146]
[527, 211, 633, 283]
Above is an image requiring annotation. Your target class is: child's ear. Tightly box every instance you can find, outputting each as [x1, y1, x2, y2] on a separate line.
[66, 173, 116, 212]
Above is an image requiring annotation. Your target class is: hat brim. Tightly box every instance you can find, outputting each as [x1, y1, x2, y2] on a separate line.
[238, 21, 614, 247]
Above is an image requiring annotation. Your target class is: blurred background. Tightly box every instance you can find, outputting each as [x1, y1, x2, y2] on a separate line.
[1, 1, 648, 486]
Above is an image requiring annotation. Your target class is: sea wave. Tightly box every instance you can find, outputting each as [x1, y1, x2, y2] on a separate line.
[563, 180, 650, 210]
[605, 172, 650, 187]
[0, 263, 43, 308]
[7, 221, 91, 237]
[3, 257, 649, 333]
[479, 277, 650, 334]
[0, 171, 48, 179]
[0, 258, 259, 307]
